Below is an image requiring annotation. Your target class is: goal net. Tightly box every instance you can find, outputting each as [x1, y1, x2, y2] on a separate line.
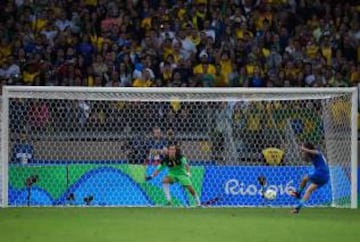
[0, 87, 358, 208]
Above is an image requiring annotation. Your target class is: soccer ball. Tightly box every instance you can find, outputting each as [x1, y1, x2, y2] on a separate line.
[264, 188, 277, 200]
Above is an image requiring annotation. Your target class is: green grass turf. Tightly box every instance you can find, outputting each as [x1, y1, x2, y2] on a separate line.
[1, 208, 360, 242]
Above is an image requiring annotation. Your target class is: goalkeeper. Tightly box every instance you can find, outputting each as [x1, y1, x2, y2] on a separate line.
[146, 144, 201, 207]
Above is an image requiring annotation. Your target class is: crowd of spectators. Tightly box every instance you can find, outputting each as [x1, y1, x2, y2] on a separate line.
[0, 0, 359, 89]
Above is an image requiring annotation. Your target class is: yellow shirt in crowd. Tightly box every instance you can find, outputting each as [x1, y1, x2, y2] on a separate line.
[132, 79, 152, 87]
[193, 64, 216, 76]
[262, 147, 284, 166]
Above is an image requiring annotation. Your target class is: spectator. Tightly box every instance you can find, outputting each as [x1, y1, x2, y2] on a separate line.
[11, 132, 34, 165]
[28, 99, 50, 130]
[132, 68, 154, 87]
[193, 52, 216, 86]
[174, 28, 197, 60]
[0, 0, 358, 90]
[55, 11, 72, 32]
[159, 61, 173, 86]
[145, 127, 168, 166]
[76, 34, 94, 64]
[0, 56, 21, 84]
[249, 65, 265, 87]
[118, 62, 132, 87]
[127, 133, 148, 164]
[262, 147, 285, 166]
[92, 54, 108, 76]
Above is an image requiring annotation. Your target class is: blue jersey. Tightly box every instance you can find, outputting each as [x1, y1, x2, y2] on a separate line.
[311, 152, 329, 177]
[147, 138, 167, 150]
[146, 138, 168, 163]
[12, 143, 34, 164]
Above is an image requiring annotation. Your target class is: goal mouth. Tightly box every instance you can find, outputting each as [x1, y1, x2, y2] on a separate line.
[1, 87, 358, 208]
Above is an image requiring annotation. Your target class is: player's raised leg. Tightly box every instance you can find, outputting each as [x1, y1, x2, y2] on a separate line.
[290, 175, 309, 199]
[291, 183, 318, 214]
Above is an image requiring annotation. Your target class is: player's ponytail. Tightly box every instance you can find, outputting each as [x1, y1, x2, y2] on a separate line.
[304, 142, 315, 150]
[303, 142, 317, 159]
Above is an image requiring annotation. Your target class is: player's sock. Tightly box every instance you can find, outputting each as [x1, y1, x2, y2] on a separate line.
[291, 198, 305, 214]
[297, 187, 304, 195]
[290, 187, 304, 199]
[163, 183, 171, 202]
[296, 199, 305, 210]
[194, 195, 201, 206]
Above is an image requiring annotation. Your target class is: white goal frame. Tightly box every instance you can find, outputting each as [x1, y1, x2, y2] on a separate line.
[0, 86, 358, 208]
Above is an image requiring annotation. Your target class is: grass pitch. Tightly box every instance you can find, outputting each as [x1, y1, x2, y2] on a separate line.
[1, 207, 359, 242]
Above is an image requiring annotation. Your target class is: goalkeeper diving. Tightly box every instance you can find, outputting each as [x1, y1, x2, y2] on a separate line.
[145, 144, 201, 207]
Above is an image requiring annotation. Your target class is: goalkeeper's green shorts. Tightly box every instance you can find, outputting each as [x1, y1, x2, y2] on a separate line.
[168, 174, 192, 186]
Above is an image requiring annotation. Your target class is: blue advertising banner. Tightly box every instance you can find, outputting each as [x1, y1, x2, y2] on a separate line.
[201, 166, 350, 206]
[8, 164, 351, 206]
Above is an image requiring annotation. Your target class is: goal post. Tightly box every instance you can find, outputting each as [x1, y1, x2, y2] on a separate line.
[351, 90, 358, 209]
[0, 86, 358, 208]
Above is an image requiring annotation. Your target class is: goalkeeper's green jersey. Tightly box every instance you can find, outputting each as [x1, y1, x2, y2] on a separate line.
[156, 155, 188, 176]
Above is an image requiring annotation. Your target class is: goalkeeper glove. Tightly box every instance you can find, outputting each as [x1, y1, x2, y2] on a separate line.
[186, 171, 191, 177]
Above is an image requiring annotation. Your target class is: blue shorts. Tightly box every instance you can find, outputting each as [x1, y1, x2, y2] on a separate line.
[308, 173, 329, 187]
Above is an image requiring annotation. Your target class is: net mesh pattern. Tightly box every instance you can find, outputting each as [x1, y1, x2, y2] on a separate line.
[1, 88, 354, 207]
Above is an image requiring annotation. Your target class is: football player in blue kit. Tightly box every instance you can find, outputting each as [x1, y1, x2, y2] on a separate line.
[290, 143, 330, 214]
